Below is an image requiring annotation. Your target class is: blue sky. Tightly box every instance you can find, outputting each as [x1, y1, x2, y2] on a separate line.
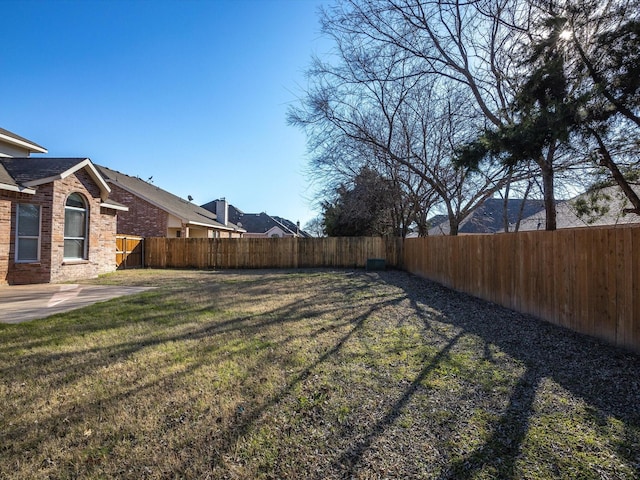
[1, 0, 329, 227]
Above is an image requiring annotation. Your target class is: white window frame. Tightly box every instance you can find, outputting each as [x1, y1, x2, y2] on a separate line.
[64, 193, 89, 260]
[15, 203, 41, 263]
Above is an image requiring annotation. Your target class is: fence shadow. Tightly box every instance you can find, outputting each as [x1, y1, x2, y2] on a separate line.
[378, 270, 640, 479]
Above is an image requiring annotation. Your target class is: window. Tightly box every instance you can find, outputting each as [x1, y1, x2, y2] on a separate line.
[16, 204, 41, 262]
[64, 193, 88, 260]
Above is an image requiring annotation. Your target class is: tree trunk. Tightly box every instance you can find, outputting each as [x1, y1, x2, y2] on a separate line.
[449, 219, 459, 236]
[539, 147, 557, 231]
[502, 168, 513, 232]
[514, 180, 534, 232]
[592, 129, 640, 216]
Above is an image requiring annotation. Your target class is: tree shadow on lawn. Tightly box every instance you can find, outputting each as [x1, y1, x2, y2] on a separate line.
[0, 269, 345, 358]
[3, 269, 639, 478]
[0, 268, 383, 374]
[371, 270, 640, 480]
[97, 269, 639, 479]
[0, 284, 364, 409]
[0, 270, 408, 478]
[203, 292, 410, 471]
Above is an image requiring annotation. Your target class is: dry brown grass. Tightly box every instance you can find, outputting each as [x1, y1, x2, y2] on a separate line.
[1, 268, 639, 479]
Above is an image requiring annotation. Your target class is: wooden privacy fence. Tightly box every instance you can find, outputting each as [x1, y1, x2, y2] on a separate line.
[145, 237, 402, 270]
[141, 228, 639, 352]
[116, 235, 144, 269]
[403, 226, 640, 352]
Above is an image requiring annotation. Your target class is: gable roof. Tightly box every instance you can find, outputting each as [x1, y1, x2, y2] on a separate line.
[429, 198, 546, 235]
[201, 200, 311, 237]
[519, 184, 640, 230]
[199, 200, 244, 225]
[0, 157, 111, 198]
[1, 157, 110, 198]
[462, 198, 546, 234]
[0, 127, 48, 155]
[234, 212, 284, 235]
[0, 162, 27, 193]
[98, 166, 244, 232]
[427, 214, 448, 229]
[204, 200, 313, 236]
[272, 216, 311, 238]
[227, 204, 244, 225]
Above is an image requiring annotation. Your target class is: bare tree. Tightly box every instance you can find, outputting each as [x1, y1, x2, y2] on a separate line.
[315, 0, 586, 230]
[289, 3, 531, 235]
[303, 216, 326, 237]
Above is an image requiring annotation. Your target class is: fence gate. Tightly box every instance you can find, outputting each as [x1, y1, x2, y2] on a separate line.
[116, 235, 144, 269]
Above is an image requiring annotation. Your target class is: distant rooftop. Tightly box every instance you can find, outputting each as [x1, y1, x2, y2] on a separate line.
[429, 198, 546, 235]
[99, 166, 244, 232]
[0, 127, 48, 155]
[201, 200, 311, 237]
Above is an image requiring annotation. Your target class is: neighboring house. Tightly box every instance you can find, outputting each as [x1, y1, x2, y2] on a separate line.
[201, 200, 311, 238]
[426, 214, 448, 231]
[98, 167, 245, 238]
[271, 215, 312, 238]
[519, 185, 640, 230]
[404, 214, 448, 238]
[0, 127, 127, 285]
[428, 198, 546, 235]
[0, 127, 48, 157]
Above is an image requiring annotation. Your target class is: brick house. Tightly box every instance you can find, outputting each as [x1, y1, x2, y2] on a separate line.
[98, 166, 245, 238]
[0, 128, 127, 284]
[201, 200, 311, 238]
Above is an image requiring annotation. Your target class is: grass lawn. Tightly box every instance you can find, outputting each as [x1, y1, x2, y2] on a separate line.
[1, 268, 639, 479]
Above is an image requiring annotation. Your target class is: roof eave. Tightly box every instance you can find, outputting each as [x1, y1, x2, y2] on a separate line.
[105, 178, 227, 227]
[187, 220, 219, 228]
[0, 132, 48, 154]
[0, 183, 36, 194]
[100, 201, 129, 212]
[186, 220, 246, 232]
[23, 159, 111, 199]
[187, 220, 236, 230]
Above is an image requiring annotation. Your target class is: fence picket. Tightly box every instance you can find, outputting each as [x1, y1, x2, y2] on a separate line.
[141, 230, 638, 352]
[402, 227, 639, 353]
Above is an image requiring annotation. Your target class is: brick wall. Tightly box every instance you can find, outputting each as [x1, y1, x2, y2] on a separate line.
[4, 186, 53, 285]
[49, 170, 117, 283]
[97, 207, 118, 275]
[107, 184, 168, 237]
[0, 198, 12, 284]
[1, 169, 118, 284]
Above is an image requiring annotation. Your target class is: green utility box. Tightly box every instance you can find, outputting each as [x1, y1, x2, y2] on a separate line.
[366, 258, 386, 271]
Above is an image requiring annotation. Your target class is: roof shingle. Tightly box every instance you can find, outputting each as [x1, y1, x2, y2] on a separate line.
[98, 166, 244, 231]
[0, 158, 89, 185]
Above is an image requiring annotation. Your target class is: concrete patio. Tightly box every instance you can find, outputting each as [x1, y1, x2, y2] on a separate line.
[0, 283, 152, 323]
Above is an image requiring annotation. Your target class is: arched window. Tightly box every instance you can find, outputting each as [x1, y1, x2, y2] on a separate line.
[64, 193, 88, 259]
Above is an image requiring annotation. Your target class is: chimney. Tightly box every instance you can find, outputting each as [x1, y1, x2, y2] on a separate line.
[216, 198, 228, 226]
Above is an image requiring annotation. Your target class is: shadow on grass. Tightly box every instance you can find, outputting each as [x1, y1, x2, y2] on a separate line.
[335, 330, 465, 473]
[1, 269, 407, 477]
[379, 270, 640, 480]
[205, 293, 409, 470]
[0, 282, 371, 412]
[1, 268, 639, 479]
